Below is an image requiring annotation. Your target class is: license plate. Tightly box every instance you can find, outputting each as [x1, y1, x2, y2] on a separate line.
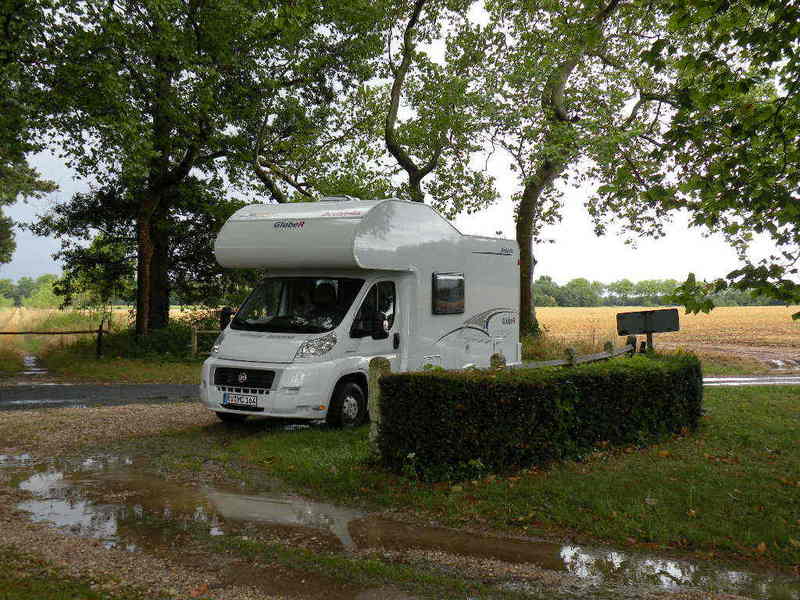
[223, 393, 258, 408]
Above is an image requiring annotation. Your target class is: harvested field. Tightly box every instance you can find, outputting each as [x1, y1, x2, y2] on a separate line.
[537, 305, 800, 347]
[537, 305, 800, 369]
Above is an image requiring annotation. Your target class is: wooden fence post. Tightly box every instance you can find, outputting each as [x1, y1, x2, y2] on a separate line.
[95, 318, 104, 359]
[191, 326, 198, 358]
[368, 357, 391, 454]
[564, 347, 577, 366]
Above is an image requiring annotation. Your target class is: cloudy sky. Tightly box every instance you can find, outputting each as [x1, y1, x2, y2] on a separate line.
[1, 149, 767, 285]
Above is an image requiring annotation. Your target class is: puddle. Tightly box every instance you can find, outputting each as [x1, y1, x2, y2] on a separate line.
[21, 354, 48, 376]
[704, 375, 800, 387]
[13, 455, 800, 599]
[0, 453, 33, 467]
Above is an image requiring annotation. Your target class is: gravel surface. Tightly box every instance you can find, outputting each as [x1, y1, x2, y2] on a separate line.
[0, 403, 282, 600]
[0, 402, 778, 600]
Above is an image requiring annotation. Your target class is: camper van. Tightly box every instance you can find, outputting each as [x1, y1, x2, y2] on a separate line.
[200, 197, 520, 426]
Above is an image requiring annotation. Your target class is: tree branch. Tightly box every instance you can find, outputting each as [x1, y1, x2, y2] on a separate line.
[385, 0, 427, 177]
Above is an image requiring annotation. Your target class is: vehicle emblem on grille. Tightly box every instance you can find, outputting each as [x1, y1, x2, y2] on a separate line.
[238, 372, 248, 383]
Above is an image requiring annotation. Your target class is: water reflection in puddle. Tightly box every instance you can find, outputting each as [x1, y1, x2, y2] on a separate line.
[21, 354, 49, 377]
[13, 454, 800, 600]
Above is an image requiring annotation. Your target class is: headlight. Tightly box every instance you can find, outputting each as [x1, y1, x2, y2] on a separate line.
[295, 332, 337, 359]
[211, 331, 226, 356]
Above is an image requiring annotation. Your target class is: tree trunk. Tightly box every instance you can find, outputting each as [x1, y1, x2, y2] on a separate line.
[148, 207, 170, 330]
[517, 160, 562, 337]
[135, 200, 156, 337]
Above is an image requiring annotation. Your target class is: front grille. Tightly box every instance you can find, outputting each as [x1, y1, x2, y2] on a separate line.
[217, 385, 268, 395]
[214, 367, 275, 390]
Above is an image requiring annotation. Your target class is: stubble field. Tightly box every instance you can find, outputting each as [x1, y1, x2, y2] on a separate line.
[537, 305, 800, 348]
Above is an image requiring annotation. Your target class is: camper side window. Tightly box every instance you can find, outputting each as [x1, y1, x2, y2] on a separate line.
[432, 273, 465, 315]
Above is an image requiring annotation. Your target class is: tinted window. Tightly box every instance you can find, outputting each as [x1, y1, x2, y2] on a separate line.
[351, 281, 396, 336]
[432, 273, 464, 315]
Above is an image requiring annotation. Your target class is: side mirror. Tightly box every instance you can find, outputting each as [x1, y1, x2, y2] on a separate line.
[371, 312, 390, 340]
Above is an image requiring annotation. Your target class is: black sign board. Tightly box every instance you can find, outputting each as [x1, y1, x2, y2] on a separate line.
[617, 308, 679, 336]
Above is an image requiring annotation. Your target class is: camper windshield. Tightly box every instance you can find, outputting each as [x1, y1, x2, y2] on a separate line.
[231, 277, 364, 334]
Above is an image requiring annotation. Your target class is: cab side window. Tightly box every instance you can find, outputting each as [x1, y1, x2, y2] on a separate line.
[377, 281, 395, 329]
[351, 281, 396, 337]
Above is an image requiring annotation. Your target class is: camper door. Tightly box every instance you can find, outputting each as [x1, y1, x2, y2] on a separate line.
[347, 280, 400, 369]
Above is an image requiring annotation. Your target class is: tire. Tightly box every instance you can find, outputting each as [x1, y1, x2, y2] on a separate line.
[216, 411, 248, 423]
[326, 381, 367, 428]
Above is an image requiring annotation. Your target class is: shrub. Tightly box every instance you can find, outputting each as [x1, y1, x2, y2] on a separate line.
[51, 320, 204, 360]
[378, 353, 702, 481]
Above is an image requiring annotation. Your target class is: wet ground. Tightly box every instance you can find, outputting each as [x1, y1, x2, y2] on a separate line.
[2, 452, 798, 600]
[660, 342, 800, 371]
[0, 382, 198, 410]
[2, 353, 799, 415]
[704, 375, 800, 387]
[0, 354, 199, 409]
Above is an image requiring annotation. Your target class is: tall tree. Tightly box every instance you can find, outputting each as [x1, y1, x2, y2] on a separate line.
[39, 0, 385, 334]
[0, 0, 56, 264]
[476, 0, 677, 335]
[32, 176, 262, 311]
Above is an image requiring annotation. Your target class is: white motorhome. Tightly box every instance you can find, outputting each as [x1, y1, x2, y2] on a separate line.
[200, 197, 520, 425]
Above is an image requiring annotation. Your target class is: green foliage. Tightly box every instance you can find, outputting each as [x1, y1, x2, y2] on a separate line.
[22, 274, 60, 308]
[32, 178, 258, 309]
[589, 0, 800, 311]
[0, 274, 65, 307]
[74, 321, 202, 360]
[378, 354, 703, 481]
[0, 0, 57, 265]
[377, 1, 498, 211]
[33, 0, 389, 331]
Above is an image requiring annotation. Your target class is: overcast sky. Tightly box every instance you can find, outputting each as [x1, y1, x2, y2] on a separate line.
[0, 149, 770, 285]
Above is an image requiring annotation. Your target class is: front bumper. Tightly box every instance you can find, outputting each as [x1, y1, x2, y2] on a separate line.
[200, 357, 336, 419]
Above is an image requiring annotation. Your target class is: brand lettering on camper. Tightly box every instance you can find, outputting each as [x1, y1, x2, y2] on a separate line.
[274, 220, 305, 230]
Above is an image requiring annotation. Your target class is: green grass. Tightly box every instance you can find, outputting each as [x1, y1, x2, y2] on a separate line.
[0, 346, 23, 374]
[214, 386, 800, 569]
[0, 546, 157, 600]
[40, 348, 202, 383]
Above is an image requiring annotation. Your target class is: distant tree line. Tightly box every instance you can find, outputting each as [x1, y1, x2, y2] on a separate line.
[533, 276, 785, 308]
[0, 274, 60, 308]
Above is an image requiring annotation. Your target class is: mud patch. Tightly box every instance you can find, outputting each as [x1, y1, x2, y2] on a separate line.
[660, 342, 800, 372]
[11, 453, 799, 600]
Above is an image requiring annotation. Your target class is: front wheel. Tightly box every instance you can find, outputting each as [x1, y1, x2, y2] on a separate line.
[216, 411, 248, 424]
[326, 381, 366, 428]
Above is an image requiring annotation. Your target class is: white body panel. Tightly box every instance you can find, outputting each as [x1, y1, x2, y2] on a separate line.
[201, 199, 519, 420]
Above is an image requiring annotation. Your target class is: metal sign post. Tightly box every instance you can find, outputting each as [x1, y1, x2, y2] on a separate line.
[616, 308, 680, 351]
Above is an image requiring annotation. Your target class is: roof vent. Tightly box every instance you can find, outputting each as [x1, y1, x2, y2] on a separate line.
[320, 195, 360, 202]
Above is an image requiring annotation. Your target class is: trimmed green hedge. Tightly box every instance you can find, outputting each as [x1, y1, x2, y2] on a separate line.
[378, 353, 703, 480]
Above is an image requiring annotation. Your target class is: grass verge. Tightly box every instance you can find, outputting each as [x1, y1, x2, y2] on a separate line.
[40, 348, 202, 384]
[0, 346, 24, 374]
[206, 386, 800, 570]
[0, 546, 158, 600]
